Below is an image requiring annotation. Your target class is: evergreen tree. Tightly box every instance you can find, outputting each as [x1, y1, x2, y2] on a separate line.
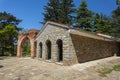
[94, 13, 114, 35]
[0, 12, 22, 56]
[111, 0, 120, 37]
[43, 0, 75, 25]
[93, 13, 100, 32]
[43, 0, 60, 23]
[75, 0, 93, 31]
[2, 25, 18, 56]
[59, 0, 75, 25]
[0, 12, 22, 31]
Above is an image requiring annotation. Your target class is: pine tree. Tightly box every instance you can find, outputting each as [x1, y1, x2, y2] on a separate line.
[0, 12, 22, 30]
[94, 13, 114, 35]
[59, 0, 75, 25]
[75, 0, 93, 31]
[111, 0, 120, 37]
[43, 0, 60, 23]
[93, 13, 100, 32]
[43, 0, 75, 25]
[0, 12, 22, 56]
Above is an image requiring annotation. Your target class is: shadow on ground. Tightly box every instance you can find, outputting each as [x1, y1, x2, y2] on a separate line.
[0, 65, 3, 68]
[0, 57, 4, 60]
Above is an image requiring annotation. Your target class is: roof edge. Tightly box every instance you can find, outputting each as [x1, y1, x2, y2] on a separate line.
[36, 21, 70, 40]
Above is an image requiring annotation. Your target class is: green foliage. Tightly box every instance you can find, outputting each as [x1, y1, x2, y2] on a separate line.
[0, 25, 18, 55]
[43, 0, 75, 25]
[42, 0, 120, 38]
[0, 12, 22, 30]
[22, 39, 30, 57]
[43, 0, 60, 23]
[3, 25, 18, 37]
[75, 0, 94, 31]
[0, 12, 22, 56]
[59, 0, 75, 25]
[111, 6, 120, 37]
[94, 13, 114, 35]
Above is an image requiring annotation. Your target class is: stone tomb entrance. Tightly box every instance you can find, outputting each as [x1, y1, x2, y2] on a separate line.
[17, 29, 39, 58]
[57, 39, 63, 62]
[46, 40, 52, 60]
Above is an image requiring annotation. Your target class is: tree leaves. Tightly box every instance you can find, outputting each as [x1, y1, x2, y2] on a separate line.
[0, 12, 22, 55]
[43, 0, 75, 25]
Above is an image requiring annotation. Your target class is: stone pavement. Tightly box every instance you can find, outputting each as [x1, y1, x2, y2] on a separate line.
[0, 56, 120, 80]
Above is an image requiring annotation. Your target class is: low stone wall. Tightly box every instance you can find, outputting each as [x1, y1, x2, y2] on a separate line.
[70, 34, 120, 63]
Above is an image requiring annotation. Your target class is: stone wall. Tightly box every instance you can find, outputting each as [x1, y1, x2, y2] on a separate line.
[36, 23, 77, 65]
[70, 34, 120, 63]
[36, 21, 120, 66]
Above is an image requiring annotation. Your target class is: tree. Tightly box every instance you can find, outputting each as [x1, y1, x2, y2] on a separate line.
[75, 0, 93, 31]
[0, 12, 22, 56]
[43, 0, 60, 23]
[111, 1, 120, 37]
[59, 0, 75, 25]
[94, 13, 114, 35]
[0, 12, 22, 30]
[2, 25, 18, 56]
[43, 0, 75, 25]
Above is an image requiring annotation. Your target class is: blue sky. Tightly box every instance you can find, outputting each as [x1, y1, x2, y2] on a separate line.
[0, 0, 117, 30]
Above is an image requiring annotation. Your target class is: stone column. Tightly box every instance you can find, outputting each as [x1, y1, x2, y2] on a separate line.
[52, 43, 58, 62]
[17, 38, 22, 57]
[30, 39, 36, 58]
[42, 42, 47, 60]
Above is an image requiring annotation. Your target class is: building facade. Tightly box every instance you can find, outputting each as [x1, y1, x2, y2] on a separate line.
[35, 21, 120, 66]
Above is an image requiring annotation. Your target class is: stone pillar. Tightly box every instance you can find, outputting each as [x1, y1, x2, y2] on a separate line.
[17, 45, 22, 57]
[36, 43, 40, 59]
[30, 39, 36, 58]
[42, 42, 47, 60]
[17, 36, 22, 57]
[52, 43, 58, 62]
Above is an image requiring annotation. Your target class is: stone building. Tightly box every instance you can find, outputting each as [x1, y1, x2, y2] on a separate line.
[35, 21, 120, 66]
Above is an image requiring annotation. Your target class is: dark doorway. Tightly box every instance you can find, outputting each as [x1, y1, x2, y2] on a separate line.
[57, 39, 63, 62]
[46, 40, 51, 60]
[0, 47, 4, 56]
[39, 42, 42, 58]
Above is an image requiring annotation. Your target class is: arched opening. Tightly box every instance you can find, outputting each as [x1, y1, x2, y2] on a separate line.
[57, 39, 63, 62]
[21, 38, 31, 57]
[46, 40, 51, 60]
[17, 29, 39, 58]
[39, 42, 42, 58]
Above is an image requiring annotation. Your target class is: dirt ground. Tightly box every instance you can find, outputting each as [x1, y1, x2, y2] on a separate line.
[0, 56, 120, 80]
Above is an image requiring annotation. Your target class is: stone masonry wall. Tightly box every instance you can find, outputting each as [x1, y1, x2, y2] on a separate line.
[70, 34, 120, 63]
[36, 24, 77, 65]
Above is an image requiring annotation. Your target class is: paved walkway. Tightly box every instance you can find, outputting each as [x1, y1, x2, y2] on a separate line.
[0, 56, 120, 80]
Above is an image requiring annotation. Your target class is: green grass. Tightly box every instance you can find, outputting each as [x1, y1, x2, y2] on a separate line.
[113, 65, 120, 71]
[97, 65, 120, 77]
[97, 67, 113, 77]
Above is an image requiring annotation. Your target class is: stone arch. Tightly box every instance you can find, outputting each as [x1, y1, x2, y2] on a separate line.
[46, 40, 52, 60]
[39, 42, 43, 58]
[17, 29, 39, 58]
[56, 39, 63, 62]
